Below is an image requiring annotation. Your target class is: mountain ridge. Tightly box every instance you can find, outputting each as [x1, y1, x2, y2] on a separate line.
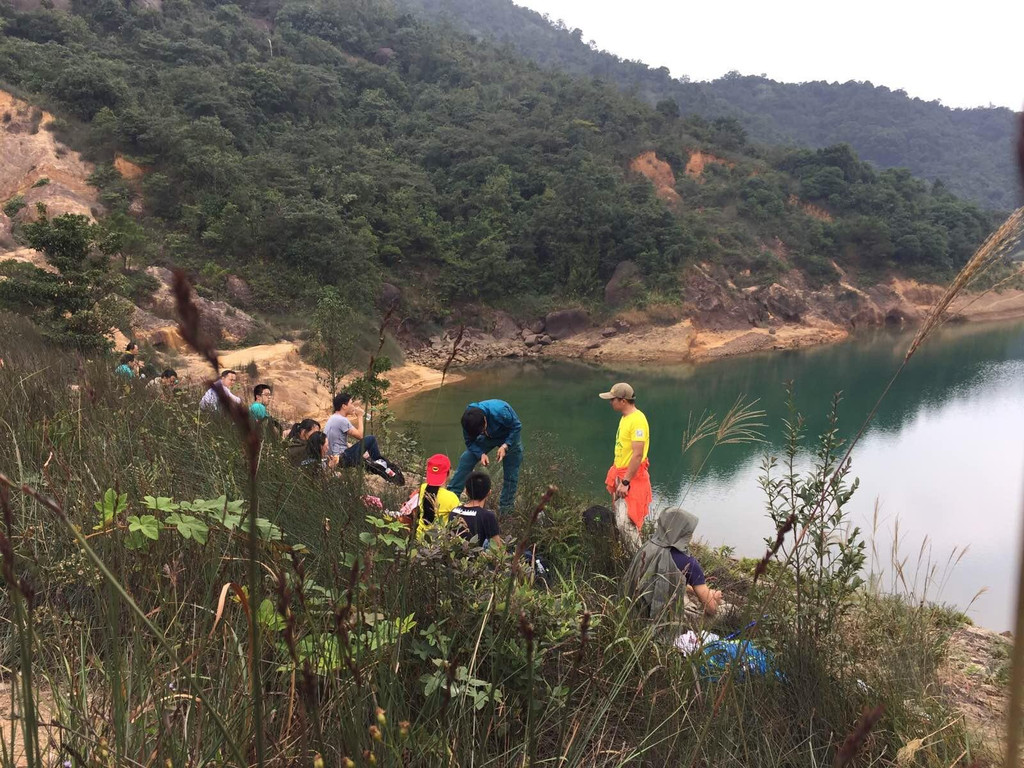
[399, 0, 1021, 210]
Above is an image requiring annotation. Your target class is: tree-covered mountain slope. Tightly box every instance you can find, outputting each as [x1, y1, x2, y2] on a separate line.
[0, 0, 997, 321]
[400, 0, 1021, 211]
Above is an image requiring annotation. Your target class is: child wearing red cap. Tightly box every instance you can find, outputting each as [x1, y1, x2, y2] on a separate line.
[417, 454, 461, 539]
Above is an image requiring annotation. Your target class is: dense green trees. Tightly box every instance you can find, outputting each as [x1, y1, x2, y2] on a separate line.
[0, 0, 998, 320]
[0, 211, 130, 349]
[401, 0, 1020, 210]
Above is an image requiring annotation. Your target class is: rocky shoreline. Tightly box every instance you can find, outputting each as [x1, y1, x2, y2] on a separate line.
[404, 269, 1024, 371]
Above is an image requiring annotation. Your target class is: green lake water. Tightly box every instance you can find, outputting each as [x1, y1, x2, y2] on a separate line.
[395, 321, 1024, 630]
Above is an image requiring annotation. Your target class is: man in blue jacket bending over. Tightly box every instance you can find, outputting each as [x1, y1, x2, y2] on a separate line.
[448, 399, 523, 515]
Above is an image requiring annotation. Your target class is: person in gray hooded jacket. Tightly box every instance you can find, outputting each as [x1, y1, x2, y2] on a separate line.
[623, 508, 725, 621]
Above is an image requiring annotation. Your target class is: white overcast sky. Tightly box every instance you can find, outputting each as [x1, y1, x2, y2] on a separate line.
[514, 0, 1024, 110]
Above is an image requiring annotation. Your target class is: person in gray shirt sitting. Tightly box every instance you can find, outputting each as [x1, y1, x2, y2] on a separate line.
[323, 392, 383, 467]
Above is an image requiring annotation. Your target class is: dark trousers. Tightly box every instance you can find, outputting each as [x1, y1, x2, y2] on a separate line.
[448, 438, 523, 515]
[341, 435, 382, 467]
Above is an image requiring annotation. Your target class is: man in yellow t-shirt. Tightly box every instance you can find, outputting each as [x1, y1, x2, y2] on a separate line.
[599, 382, 653, 533]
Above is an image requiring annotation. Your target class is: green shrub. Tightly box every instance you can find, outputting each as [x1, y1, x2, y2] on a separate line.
[2, 194, 26, 218]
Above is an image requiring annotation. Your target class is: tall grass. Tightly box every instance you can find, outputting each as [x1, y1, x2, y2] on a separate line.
[0, 310, 984, 767]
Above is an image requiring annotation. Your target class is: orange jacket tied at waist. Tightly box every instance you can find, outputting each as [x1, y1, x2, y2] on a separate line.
[604, 460, 652, 530]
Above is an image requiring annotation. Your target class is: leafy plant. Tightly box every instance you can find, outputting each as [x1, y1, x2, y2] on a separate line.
[759, 386, 866, 647]
[309, 286, 356, 395]
[421, 661, 503, 711]
[94, 490, 276, 549]
[2, 194, 26, 218]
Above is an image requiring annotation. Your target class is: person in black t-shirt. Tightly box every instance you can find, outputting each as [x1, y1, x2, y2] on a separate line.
[450, 472, 503, 550]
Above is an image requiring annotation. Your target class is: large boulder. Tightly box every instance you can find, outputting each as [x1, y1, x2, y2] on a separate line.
[144, 266, 256, 343]
[760, 283, 808, 323]
[0, 212, 12, 247]
[543, 309, 589, 340]
[604, 261, 641, 307]
[491, 311, 519, 340]
[225, 275, 254, 307]
[378, 282, 401, 311]
[849, 307, 883, 329]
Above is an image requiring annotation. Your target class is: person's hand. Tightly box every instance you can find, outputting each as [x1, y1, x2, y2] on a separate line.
[614, 478, 628, 499]
[480, 453, 490, 467]
[496, 444, 508, 462]
[705, 589, 723, 615]
[327, 454, 339, 470]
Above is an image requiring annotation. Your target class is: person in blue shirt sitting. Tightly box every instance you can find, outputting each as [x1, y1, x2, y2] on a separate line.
[115, 354, 139, 379]
[447, 399, 523, 515]
[249, 384, 272, 421]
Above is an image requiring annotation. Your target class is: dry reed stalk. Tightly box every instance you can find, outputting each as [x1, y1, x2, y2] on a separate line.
[173, 269, 265, 766]
[833, 704, 884, 767]
[992, 111, 1024, 768]
[364, 302, 396, 384]
[753, 511, 795, 582]
[513, 485, 557, 575]
[1005, 489, 1024, 768]
[439, 325, 465, 387]
[904, 207, 1024, 363]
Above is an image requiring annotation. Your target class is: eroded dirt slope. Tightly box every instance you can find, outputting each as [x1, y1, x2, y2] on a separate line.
[0, 89, 100, 251]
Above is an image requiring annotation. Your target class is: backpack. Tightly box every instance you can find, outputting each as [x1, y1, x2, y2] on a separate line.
[364, 456, 405, 486]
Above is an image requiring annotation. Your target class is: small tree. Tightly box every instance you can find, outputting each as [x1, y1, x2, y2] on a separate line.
[309, 286, 355, 394]
[759, 385, 865, 650]
[0, 210, 129, 350]
[347, 356, 391, 410]
[98, 211, 149, 270]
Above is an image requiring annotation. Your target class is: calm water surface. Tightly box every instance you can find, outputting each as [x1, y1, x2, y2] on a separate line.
[396, 321, 1024, 629]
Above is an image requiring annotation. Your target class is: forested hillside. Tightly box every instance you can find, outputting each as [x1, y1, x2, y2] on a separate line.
[0, 0, 996, 321]
[402, 0, 1020, 210]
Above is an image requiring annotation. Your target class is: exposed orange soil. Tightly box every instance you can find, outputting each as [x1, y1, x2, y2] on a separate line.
[114, 154, 146, 181]
[0, 90, 99, 230]
[788, 194, 833, 222]
[629, 151, 681, 203]
[684, 151, 734, 178]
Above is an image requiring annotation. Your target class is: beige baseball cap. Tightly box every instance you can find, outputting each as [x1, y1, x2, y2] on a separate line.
[598, 382, 635, 400]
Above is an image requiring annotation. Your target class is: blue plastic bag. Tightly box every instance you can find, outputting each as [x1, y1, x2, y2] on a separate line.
[696, 640, 779, 682]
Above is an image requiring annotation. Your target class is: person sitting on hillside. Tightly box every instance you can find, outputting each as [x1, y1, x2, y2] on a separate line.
[324, 392, 384, 467]
[249, 384, 273, 422]
[300, 432, 337, 475]
[115, 354, 139, 379]
[148, 368, 178, 396]
[199, 370, 242, 413]
[624, 507, 726, 624]
[413, 453, 461, 539]
[125, 341, 147, 372]
[286, 419, 321, 466]
[450, 471, 503, 551]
